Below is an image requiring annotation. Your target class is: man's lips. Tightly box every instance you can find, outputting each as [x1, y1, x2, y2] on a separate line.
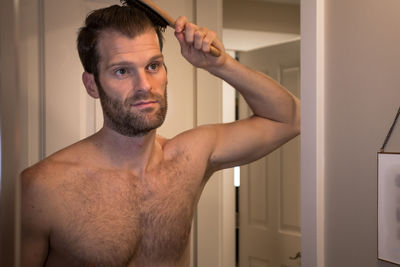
[131, 100, 158, 108]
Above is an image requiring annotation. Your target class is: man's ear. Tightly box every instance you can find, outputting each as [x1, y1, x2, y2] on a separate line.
[82, 72, 99, 99]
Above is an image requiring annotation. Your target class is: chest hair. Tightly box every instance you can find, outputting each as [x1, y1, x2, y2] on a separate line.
[52, 156, 202, 266]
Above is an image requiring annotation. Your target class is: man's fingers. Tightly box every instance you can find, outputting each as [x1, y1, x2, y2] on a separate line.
[184, 23, 197, 44]
[193, 28, 206, 50]
[174, 31, 189, 55]
[174, 18, 222, 58]
[174, 16, 188, 33]
[174, 31, 184, 45]
[202, 30, 216, 53]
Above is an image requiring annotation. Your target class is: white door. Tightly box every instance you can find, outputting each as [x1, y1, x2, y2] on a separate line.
[238, 40, 301, 267]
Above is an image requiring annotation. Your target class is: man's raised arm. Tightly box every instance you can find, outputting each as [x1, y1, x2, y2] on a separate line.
[174, 16, 300, 171]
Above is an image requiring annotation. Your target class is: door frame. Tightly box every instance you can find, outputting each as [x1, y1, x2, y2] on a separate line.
[216, 0, 326, 266]
[300, 0, 326, 266]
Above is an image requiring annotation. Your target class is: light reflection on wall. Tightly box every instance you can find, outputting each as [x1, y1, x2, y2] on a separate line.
[234, 166, 240, 187]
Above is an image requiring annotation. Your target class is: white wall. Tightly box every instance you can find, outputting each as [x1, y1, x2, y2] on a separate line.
[324, 0, 400, 266]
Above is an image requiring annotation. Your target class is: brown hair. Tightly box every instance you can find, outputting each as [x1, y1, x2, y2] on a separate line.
[77, 4, 165, 78]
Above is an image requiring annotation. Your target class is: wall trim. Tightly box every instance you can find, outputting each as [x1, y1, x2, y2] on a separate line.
[195, 0, 224, 266]
[300, 0, 325, 266]
[38, 0, 46, 160]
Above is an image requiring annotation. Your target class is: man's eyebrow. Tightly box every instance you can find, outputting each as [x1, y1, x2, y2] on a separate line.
[106, 54, 164, 69]
[148, 54, 164, 62]
[106, 61, 133, 69]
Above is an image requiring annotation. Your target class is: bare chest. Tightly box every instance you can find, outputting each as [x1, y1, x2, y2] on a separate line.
[50, 162, 203, 267]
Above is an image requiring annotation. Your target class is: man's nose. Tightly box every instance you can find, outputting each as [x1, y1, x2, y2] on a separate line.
[135, 71, 152, 91]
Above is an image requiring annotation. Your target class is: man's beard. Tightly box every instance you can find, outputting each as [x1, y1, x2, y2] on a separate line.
[96, 81, 168, 137]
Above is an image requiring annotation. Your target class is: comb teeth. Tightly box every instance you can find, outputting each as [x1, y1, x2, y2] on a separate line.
[120, 0, 169, 29]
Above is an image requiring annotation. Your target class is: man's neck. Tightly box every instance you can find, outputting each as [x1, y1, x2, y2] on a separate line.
[91, 126, 163, 176]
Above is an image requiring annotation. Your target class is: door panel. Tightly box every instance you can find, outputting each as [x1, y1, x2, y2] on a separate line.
[249, 158, 269, 229]
[239, 40, 300, 267]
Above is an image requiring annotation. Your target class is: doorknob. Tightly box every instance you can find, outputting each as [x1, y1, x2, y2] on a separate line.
[289, 251, 301, 260]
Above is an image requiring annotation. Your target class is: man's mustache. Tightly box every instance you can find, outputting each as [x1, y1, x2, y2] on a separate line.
[125, 90, 164, 106]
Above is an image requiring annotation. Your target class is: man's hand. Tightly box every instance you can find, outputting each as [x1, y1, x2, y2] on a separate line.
[174, 16, 227, 70]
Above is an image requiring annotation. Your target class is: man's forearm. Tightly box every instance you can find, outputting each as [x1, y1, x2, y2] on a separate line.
[208, 54, 300, 127]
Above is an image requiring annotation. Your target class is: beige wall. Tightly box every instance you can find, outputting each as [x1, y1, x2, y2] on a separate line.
[223, 0, 300, 34]
[325, 0, 400, 266]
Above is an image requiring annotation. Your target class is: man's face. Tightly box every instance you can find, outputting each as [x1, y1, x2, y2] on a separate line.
[95, 29, 168, 137]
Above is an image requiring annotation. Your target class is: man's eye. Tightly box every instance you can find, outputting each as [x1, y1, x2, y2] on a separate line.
[147, 62, 160, 71]
[115, 68, 128, 76]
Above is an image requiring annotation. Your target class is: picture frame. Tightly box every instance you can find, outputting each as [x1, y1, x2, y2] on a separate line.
[378, 152, 400, 265]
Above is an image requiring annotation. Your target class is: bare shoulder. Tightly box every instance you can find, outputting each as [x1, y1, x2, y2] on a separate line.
[160, 125, 218, 167]
[20, 140, 98, 265]
[21, 154, 69, 218]
[21, 154, 66, 193]
[20, 158, 59, 246]
[21, 141, 90, 225]
[21, 161, 53, 267]
[21, 142, 85, 189]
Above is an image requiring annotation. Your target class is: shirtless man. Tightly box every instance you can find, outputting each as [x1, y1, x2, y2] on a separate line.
[21, 3, 300, 267]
